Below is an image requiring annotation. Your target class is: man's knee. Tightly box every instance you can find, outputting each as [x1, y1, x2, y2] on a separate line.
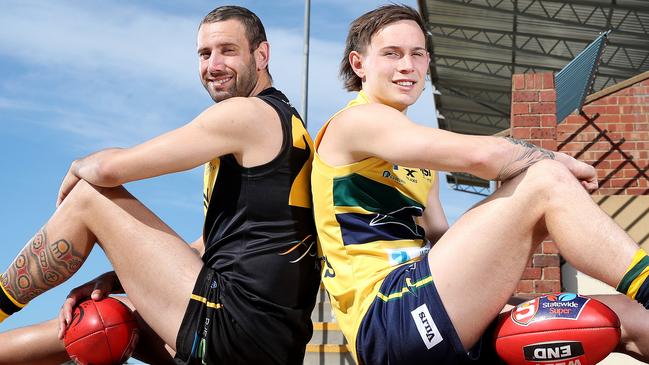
[519, 159, 579, 200]
[63, 180, 114, 210]
[528, 158, 574, 182]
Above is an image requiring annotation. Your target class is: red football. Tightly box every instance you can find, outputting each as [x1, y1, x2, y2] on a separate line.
[64, 297, 140, 365]
[494, 293, 620, 365]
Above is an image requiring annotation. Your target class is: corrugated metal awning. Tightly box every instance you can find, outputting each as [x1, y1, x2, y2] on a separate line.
[418, 0, 649, 136]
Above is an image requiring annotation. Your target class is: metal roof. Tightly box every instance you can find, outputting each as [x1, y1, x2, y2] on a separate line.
[555, 30, 609, 122]
[418, 0, 649, 136]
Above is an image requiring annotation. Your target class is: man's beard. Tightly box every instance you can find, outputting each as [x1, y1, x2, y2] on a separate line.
[205, 60, 258, 103]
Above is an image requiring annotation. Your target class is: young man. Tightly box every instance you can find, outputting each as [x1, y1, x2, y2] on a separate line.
[0, 6, 319, 365]
[312, 4, 649, 364]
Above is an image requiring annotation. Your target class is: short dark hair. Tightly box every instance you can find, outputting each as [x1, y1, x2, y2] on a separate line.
[200, 5, 268, 52]
[340, 4, 428, 92]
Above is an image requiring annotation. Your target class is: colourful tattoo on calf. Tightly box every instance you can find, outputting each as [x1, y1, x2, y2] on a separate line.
[3, 226, 84, 304]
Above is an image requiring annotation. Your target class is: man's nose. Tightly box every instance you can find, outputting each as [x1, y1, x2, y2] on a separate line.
[207, 55, 226, 73]
[398, 55, 415, 73]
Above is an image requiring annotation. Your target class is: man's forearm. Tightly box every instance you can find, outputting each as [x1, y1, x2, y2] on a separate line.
[494, 137, 555, 181]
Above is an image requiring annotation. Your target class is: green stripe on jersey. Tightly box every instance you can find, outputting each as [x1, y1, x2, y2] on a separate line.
[333, 173, 422, 214]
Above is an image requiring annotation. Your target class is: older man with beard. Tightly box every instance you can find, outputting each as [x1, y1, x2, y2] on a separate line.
[0, 6, 319, 365]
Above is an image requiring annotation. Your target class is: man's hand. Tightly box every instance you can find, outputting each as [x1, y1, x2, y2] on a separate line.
[57, 271, 122, 339]
[555, 152, 598, 192]
[56, 161, 81, 207]
[56, 148, 127, 207]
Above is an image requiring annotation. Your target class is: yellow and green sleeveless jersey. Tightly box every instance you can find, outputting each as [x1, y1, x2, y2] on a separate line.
[311, 91, 435, 360]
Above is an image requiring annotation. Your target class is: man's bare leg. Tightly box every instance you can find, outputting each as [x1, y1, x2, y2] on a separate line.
[593, 294, 649, 362]
[0, 319, 69, 365]
[427, 160, 640, 349]
[0, 180, 203, 348]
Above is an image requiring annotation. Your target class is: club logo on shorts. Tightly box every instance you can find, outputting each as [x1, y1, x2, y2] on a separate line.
[410, 304, 443, 349]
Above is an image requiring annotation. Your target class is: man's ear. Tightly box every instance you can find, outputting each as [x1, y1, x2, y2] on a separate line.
[255, 41, 270, 70]
[349, 50, 365, 80]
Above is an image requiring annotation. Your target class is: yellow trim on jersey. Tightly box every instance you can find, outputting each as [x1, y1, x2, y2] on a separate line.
[376, 276, 433, 302]
[203, 159, 221, 215]
[0, 284, 25, 308]
[288, 114, 314, 209]
[190, 294, 223, 310]
[0, 309, 8, 322]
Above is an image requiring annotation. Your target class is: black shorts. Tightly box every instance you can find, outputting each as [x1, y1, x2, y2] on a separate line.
[356, 260, 502, 365]
[174, 265, 277, 365]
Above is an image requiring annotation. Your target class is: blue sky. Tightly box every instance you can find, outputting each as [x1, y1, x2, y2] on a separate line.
[0, 0, 482, 335]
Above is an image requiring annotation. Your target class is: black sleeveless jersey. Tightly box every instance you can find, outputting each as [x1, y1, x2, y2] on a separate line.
[201, 87, 319, 363]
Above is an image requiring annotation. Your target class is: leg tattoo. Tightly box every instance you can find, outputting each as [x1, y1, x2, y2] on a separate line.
[3, 226, 84, 304]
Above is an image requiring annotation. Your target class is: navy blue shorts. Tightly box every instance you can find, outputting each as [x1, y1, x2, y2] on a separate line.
[356, 260, 501, 365]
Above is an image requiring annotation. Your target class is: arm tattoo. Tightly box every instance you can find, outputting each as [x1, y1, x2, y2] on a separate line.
[2, 226, 84, 303]
[495, 137, 555, 181]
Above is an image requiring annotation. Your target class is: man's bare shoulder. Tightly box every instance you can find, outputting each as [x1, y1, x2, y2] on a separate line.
[203, 96, 273, 119]
[196, 96, 278, 133]
[335, 102, 399, 121]
[319, 102, 416, 164]
[329, 102, 412, 136]
[195, 95, 283, 163]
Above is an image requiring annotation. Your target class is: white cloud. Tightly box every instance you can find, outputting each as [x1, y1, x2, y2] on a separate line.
[0, 1, 198, 89]
[0, 0, 438, 149]
[0, 1, 213, 148]
[0, 96, 38, 111]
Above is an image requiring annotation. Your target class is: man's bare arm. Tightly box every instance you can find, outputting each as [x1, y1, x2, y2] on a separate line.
[57, 97, 281, 205]
[421, 174, 448, 244]
[322, 103, 596, 190]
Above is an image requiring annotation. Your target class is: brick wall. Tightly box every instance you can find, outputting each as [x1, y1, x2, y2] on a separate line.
[561, 76, 649, 195]
[509, 71, 649, 296]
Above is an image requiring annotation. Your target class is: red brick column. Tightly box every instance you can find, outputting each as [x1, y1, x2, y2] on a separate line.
[511, 73, 562, 296]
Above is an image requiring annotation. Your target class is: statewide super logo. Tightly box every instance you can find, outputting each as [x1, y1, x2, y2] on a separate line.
[512, 293, 589, 326]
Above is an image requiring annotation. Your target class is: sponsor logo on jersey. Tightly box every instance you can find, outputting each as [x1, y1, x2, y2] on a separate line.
[410, 304, 443, 349]
[403, 168, 418, 182]
[512, 293, 589, 326]
[387, 242, 431, 266]
[523, 341, 585, 362]
[382, 170, 406, 184]
[386, 165, 433, 184]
